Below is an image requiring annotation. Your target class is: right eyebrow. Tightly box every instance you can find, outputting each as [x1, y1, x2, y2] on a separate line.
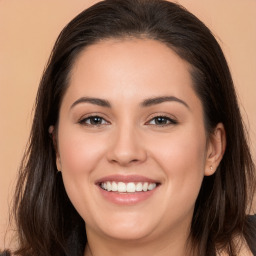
[140, 96, 190, 110]
[70, 97, 111, 110]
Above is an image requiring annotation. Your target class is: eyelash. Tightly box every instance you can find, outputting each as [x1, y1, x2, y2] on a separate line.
[78, 115, 177, 127]
[146, 115, 177, 126]
[78, 115, 109, 126]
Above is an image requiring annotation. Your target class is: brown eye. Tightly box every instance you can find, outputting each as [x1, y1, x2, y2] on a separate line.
[147, 116, 177, 126]
[79, 116, 108, 126]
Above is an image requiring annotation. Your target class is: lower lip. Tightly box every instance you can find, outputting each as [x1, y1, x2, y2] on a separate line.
[98, 186, 159, 205]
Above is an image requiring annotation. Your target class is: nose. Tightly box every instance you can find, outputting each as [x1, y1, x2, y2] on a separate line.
[107, 124, 147, 167]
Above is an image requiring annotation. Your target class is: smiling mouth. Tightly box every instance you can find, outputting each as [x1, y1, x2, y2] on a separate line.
[99, 181, 159, 193]
[96, 175, 161, 204]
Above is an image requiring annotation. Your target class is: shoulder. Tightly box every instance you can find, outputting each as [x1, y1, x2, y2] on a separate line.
[247, 213, 256, 225]
[217, 242, 254, 256]
[217, 215, 256, 256]
[245, 214, 256, 255]
[0, 251, 11, 256]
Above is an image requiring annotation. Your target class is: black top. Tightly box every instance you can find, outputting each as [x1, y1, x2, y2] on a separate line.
[247, 214, 256, 255]
[1, 215, 256, 256]
[0, 251, 10, 256]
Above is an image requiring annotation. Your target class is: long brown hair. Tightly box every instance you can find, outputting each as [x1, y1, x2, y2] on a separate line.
[9, 0, 256, 255]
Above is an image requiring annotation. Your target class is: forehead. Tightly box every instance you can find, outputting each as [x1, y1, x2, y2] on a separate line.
[68, 39, 196, 97]
[71, 38, 192, 80]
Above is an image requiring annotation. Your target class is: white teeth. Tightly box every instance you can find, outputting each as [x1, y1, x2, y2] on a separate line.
[136, 182, 143, 192]
[100, 181, 157, 193]
[126, 182, 136, 192]
[107, 181, 112, 191]
[111, 181, 118, 191]
[148, 183, 156, 191]
[118, 182, 126, 192]
[142, 182, 148, 192]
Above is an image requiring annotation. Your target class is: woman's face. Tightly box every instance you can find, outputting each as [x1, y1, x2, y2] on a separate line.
[56, 39, 217, 242]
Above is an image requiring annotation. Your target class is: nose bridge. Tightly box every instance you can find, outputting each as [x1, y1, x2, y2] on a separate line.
[107, 119, 147, 166]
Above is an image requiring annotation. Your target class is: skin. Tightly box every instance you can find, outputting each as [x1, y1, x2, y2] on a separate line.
[55, 39, 226, 256]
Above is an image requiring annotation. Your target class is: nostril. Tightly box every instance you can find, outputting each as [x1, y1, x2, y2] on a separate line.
[110, 157, 143, 166]
[106, 132, 147, 166]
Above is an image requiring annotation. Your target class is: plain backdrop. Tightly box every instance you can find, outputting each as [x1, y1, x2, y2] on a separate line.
[0, 0, 255, 249]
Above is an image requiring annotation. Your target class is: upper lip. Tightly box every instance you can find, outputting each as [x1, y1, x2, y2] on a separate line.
[95, 175, 160, 184]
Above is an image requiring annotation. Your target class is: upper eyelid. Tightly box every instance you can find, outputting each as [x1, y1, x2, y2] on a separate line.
[146, 116, 177, 125]
[78, 113, 110, 122]
[146, 112, 177, 121]
[149, 116, 176, 121]
[80, 116, 109, 123]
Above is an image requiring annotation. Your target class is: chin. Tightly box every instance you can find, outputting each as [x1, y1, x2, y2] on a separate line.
[101, 225, 153, 241]
[91, 212, 156, 241]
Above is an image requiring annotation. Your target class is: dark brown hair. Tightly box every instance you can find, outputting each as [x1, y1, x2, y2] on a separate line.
[7, 0, 256, 255]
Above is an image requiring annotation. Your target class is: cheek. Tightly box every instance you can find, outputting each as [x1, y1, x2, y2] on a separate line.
[57, 127, 106, 175]
[151, 125, 206, 169]
[150, 127, 207, 207]
[56, 125, 107, 205]
[56, 125, 110, 220]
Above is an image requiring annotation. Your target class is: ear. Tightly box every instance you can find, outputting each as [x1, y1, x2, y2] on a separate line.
[49, 125, 62, 171]
[204, 123, 226, 176]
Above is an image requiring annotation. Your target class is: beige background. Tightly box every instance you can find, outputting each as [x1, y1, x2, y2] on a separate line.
[0, 0, 255, 249]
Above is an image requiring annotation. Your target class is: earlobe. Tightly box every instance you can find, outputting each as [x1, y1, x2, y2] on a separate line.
[204, 123, 226, 176]
[49, 125, 62, 171]
[56, 156, 62, 172]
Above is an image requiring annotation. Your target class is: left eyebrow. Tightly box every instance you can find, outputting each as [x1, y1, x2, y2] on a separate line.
[70, 97, 111, 109]
[140, 96, 190, 109]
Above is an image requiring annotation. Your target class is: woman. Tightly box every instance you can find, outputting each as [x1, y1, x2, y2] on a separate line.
[1, 0, 255, 255]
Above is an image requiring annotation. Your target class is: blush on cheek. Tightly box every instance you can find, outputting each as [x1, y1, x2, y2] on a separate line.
[58, 126, 104, 173]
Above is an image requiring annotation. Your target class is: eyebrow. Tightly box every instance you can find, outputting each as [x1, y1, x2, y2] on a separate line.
[70, 96, 189, 110]
[70, 97, 111, 109]
[141, 96, 190, 109]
